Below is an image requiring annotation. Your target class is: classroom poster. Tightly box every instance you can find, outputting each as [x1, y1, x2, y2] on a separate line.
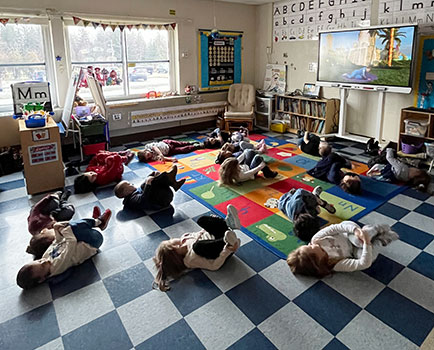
[273, 0, 371, 41]
[28, 143, 58, 165]
[263, 64, 287, 93]
[379, 0, 434, 25]
[414, 36, 434, 109]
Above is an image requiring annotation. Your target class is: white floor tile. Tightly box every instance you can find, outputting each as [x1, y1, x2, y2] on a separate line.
[177, 200, 209, 218]
[0, 171, 24, 183]
[424, 240, 434, 256]
[389, 268, 434, 314]
[323, 271, 385, 308]
[358, 211, 397, 227]
[163, 219, 202, 238]
[259, 260, 317, 301]
[0, 187, 27, 202]
[388, 194, 423, 211]
[401, 212, 434, 236]
[35, 337, 64, 350]
[185, 294, 254, 350]
[93, 243, 141, 279]
[235, 229, 252, 246]
[68, 192, 99, 207]
[203, 256, 256, 292]
[426, 196, 434, 206]
[54, 281, 114, 335]
[258, 303, 333, 350]
[117, 290, 182, 346]
[380, 240, 421, 266]
[337, 310, 419, 350]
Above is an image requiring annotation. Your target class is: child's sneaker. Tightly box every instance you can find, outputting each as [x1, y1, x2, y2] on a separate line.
[172, 178, 186, 192]
[224, 230, 238, 246]
[312, 186, 323, 197]
[92, 206, 101, 219]
[98, 209, 112, 230]
[225, 204, 241, 230]
[323, 202, 336, 214]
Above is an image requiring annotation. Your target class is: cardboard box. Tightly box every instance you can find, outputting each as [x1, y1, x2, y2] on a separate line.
[19, 117, 65, 195]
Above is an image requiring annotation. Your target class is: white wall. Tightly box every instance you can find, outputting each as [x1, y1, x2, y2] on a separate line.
[255, 2, 416, 142]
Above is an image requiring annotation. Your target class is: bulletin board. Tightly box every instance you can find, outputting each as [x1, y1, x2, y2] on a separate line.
[414, 36, 434, 109]
[198, 29, 243, 92]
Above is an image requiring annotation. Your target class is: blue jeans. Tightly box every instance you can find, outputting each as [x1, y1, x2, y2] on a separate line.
[70, 219, 103, 248]
[244, 149, 264, 170]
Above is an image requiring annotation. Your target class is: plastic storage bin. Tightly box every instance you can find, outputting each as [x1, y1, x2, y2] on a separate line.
[404, 119, 429, 136]
[401, 141, 423, 154]
[83, 142, 106, 156]
[425, 142, 434, 158]
[25, 115, 46, 128]
[270, 122, 286, 133]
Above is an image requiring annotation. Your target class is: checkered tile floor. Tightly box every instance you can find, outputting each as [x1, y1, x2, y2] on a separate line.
[0, 129, 433, 350]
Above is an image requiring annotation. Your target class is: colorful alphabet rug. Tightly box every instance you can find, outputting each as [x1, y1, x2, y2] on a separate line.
[130, 133, 406, 259]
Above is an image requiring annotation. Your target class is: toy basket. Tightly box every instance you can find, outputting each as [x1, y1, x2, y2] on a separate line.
[401, 141, 423, 154]
[25, 115, 46, 128]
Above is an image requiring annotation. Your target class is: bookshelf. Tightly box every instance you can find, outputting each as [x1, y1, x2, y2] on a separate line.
[275, 95, 339, 135]
[398, 107, 434, 151]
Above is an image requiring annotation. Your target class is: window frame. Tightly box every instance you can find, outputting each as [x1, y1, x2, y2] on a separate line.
[66, 24, 176, 102]
[0, 21, 57, 113]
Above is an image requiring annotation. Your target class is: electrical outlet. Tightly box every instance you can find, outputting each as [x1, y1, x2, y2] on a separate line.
[112, 113, 122, 121]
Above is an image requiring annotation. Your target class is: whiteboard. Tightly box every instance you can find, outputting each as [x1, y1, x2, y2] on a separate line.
[61, 67, 84, 129]
[11, 82, 52, 115]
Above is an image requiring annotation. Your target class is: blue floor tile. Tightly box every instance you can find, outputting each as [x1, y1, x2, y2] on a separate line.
[74, 201, 101, 220]
[235, 240, 279, 272]
[130, 229, 169, 261]
[128, 161, 152, 172]
[114, 207, 148, 222]
[408, 252, 434, 281]
[99, 225, 128, 251]
[284, 155, 318, 170]
[0, 303, 59, 350]
[62, 310, 133, 350]
[294, 281, 361, 336]
[363, 254, 404, 285]
[150, 206, 189, 229]
[391, 222, 433, 250]
[167, 269, 222, 316]
[135, 319, 204, 350]
[323, 338, 349, 350]
[375, 202, 409, 220]
[172, 190, 193, 205]
[94, 184, 116, 200]
[228, 328, 277, 350]
[49, 259, 101, 299]
[401, 188, 431, 201]
[366, 287, 434, 346]
[103, 263, 154, 307]
[0, 179, 25, 191]
[226, 275, 289, 325]
[121, 171, 140, 181]
[0, 197, 29, 214]
[414, 203, 434, 218]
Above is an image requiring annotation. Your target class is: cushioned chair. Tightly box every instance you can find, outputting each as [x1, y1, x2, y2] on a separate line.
[224, 83, 255, 131]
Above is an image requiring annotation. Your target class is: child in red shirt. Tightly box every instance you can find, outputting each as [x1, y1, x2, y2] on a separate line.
[74, 151, 134, 193]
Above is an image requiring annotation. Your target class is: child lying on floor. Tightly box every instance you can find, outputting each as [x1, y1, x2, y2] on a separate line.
[215, 140, 267, 165]
[17, 207, 112, 289]
[114, 166, 185, 212]
[27, 189, 75, 236]
[367, 148, 431, 192]
[287, 220, 398, 278]
[275, 186, 336, 242]
[307, 142, 362, 195]
[153, 205, 241, 291]
[297, 130, 321, 157]
[219, 149, 277, 185]
[74, 150, 134, 193]
[137, 139, 202, 163]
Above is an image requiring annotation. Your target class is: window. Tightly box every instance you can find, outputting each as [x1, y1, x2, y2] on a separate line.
[0, 24, 49, 110]
[67, 25, 174, 100]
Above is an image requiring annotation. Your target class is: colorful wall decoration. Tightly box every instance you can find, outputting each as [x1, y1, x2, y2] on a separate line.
[414, 36, 434, 109]
[379, 0, 434, 26]
[198, 29, 242, 91]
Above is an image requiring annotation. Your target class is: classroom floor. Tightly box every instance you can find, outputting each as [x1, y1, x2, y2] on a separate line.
[0, 129, 433, 350]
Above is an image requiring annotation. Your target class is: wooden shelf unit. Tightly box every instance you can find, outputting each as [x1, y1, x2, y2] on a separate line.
[398, 107, 434, 152]
[275, 95, 339, 135]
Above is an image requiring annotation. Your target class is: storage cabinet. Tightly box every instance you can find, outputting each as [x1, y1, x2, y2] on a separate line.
[398, 107, 434, 152]
[275, 95, 339, 135]
[255, 94, 274, 131]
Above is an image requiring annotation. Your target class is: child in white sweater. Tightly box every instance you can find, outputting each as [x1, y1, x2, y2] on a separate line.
[153, 205, 241, 291]
[219, 149, 277, 185]
[287, 221, 398, 278]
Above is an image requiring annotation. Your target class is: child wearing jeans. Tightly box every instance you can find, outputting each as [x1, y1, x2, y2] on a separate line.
[276, 187, 336, 242]
[153, 205, 241, 291]
[17, 208, 112, 289]
[114, 166, 185, 211]
[137, 139, 202, 163]
[286, 220, 398, 278]
[367, 148, 431, 192]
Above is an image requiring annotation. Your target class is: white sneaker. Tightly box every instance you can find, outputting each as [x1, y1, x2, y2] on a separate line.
[224, 230, 238, 246]
[225, 204, 241, 230]
[312, 186, 323, 197]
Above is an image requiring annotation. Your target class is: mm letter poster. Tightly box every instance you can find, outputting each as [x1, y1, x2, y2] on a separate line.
[379, 0, 434, 25]
[28, 143, 58, 165]
[273, 0, 371, 41]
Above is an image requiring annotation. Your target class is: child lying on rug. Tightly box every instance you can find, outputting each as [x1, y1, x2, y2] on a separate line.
[266, 186, 336, 242]
[367, 148, 431, 192]
[215, 140, 267, 164]
[17, 207, 112, 289]
[27, 189, 75, 236]
[74, 150, 134, 193]
[203, 128, 231, 149]
[153, 205, 241, 291]
[219, 149, 277, 185]
[137, 139, 203, 163]
[307, 143, 362, 195]
[114, 166, 185, 212]
[297, 130, 322, 157]
[287, 220, 398, 278]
